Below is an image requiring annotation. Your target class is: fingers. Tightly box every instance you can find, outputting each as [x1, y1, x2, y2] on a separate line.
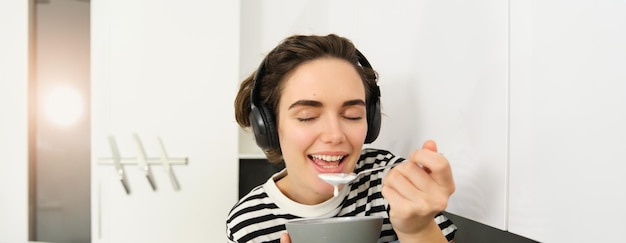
[382, 167, 449, 234]
[422, 139, 438, 153]
[280, 232, 291, 243]
[382, 139, 455, 235]
[409, 140, 455, 195]
[383, 162, 448, 212]
[385, 161, 432, 198]
[383, 139, 454, 210]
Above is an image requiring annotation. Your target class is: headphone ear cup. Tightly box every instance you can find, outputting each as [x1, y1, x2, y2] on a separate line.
[249, 103, 279, 150]
[365, 98, 381, 143]
[260, 104, 279, 149]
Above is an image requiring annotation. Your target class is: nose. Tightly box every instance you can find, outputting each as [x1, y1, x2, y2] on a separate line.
[320, 116, 346, 145]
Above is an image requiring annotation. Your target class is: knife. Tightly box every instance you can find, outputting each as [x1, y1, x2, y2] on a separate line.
[133, 133, 157, 191]
[108, 135, 130, 194]
[157, 136, 180, 191]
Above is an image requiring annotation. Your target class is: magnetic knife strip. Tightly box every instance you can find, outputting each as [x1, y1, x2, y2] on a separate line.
[97, 134, 188, 194]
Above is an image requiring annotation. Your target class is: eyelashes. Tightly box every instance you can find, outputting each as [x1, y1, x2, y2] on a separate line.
[297, 117, 315, 122]
[297, 116, 363, 122]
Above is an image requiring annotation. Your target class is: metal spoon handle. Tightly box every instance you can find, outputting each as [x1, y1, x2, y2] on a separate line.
[357, 160, 407, 176]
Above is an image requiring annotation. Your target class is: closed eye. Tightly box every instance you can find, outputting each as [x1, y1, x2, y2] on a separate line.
[297, 117, 316, 122]
[344, 116, 363, 121]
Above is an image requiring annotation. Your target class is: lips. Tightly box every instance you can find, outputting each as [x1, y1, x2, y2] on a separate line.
[309, 154, 346, 172]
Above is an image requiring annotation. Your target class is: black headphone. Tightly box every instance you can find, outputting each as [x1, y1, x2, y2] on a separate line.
[249, 50, 381, 151]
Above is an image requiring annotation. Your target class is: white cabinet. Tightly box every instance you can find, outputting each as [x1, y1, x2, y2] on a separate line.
[0, 1, 31, 242]
[91, 1, 239, 242]
[508, 1, 626, 242]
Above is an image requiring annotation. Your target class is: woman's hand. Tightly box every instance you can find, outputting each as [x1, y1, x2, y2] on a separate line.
[381, 140, 455, 242]
[280, 232, 291, 243]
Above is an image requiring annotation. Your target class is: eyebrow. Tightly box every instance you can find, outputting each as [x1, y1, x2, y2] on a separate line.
[288, 99, 366, 110]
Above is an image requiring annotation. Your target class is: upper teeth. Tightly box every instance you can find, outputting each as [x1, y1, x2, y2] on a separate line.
[311, 154, 344, 162]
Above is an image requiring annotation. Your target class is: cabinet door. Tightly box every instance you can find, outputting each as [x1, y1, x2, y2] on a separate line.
[0, 1, 30, 241]
[509, 1, 626, 242]
[91, 1, 239, 242]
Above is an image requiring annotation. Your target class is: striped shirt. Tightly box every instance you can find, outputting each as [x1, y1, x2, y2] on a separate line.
[226, 148, 457, 243]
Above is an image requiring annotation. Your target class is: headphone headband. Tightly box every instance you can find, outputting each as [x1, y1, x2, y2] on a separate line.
[250, 58, 267, 109]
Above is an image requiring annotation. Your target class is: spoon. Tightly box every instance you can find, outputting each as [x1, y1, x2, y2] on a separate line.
[318, 161, 409, 196]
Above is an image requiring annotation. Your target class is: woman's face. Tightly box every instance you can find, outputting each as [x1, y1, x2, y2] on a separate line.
[276, 57, 368, 204]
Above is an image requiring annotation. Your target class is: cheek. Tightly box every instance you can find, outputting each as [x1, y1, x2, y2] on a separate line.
[349, 123, 369, 143]
[278, 123, 315, 153]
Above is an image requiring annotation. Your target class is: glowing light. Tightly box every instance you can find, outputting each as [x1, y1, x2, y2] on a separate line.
[43, 86, 84, 126]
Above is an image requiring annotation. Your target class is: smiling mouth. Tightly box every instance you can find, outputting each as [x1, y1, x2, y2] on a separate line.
[308, 154, 346, 169]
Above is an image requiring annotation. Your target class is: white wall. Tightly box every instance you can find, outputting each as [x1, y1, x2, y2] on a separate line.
[508, 1, 626, 242]
[0, 0, 32, 242]
[354, 1, 509, 230]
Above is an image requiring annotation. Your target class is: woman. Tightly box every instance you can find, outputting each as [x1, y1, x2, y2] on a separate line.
[227, 34, 457, 242]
